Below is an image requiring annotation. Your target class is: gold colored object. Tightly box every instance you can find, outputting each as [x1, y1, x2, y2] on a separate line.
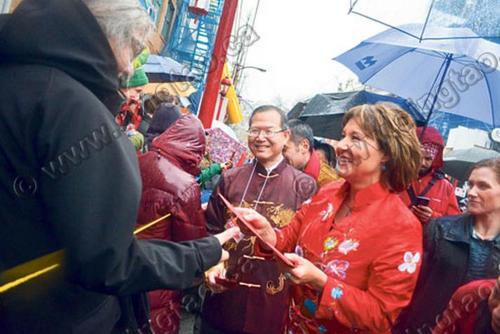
[266, 273, 286, 295]
[0, 264, 59, 294]
[133, 213, 171, 235]
[0, 213, 171, 293]
[268, 204, 295, 229]
[204, 261, 226, 281]
[142, 82, 196, 97]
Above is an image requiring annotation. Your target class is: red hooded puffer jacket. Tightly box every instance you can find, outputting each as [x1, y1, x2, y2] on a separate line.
[136, 114, 207, 334]
[400, 126, 460, 220]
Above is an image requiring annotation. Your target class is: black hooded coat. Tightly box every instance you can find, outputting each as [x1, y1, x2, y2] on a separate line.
[0, 0, 221, 332]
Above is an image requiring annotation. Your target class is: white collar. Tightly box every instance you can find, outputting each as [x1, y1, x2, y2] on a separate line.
[239, 157, 282, 210]
[263, 156, 284, 174]
[472, 227, 497, 241]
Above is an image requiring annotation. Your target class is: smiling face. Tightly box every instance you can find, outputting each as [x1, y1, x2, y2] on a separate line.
[335, 118, 387, 188]
[467, 167, 500, 216]
[248, 109, 289, 168]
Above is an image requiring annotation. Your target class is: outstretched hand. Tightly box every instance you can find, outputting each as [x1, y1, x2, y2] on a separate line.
[214, 226, 240, 262]
[232, 207, 277, 246]
[204, 262, 228, 294]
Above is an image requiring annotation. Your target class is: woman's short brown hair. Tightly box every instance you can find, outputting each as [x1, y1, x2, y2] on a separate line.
[469, 157, 500, 184]
[343, 103, 421, 192]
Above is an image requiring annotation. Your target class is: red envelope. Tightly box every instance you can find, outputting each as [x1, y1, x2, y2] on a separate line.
[218, 194, 295, 267]
[214, 277, 239, 289]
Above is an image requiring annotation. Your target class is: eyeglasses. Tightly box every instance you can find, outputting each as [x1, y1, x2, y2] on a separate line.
[247, 128, 286, 138]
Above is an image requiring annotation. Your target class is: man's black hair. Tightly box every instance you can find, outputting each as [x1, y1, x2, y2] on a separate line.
[287, 119, 314, 153]
[314, 140, 337, 167]
[249, 105, 288, 129]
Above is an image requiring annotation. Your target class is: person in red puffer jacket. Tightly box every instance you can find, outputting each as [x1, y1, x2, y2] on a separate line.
[400, 126, 460, 224]
[136, 111, 207, 334]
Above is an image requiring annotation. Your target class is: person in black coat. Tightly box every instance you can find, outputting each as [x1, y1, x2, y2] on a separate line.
[0, 1, 235, 333]
[394, 157, 500, 333]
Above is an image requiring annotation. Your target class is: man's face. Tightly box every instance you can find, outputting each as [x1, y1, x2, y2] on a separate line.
[248, 110, 289, 167]
[123, 87, 143, 100]
[419, 147, 434, 175]
[283, 138, 309, 170]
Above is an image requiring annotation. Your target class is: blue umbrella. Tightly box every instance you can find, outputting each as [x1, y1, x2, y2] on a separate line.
[143, 54, 196, 82]
[349, 0, 500, 41]
[335, 24, 500, 127]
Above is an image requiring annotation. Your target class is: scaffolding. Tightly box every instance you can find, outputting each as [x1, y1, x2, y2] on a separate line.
[164, 0, 225, 113]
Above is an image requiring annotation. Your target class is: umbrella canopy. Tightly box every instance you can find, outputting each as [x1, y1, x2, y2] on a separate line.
[444, 146, 500, 181]
[143, 54, 196, 82]
[335, 24, 500, 127]
[212, 120, 238, 140]
[349, 0, 500, 41]
[288, 90, 426, 140]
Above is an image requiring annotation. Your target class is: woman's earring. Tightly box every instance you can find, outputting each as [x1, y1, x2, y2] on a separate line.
[381, 164, 387, 172]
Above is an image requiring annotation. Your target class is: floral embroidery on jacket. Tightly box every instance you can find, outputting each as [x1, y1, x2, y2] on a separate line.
[324, 260, 350, 280]
[331, 287, 344, 300]
[319, 203, 334, 222]
[304, 298, 317, 316]
[323, 237, 338, 252]
[398, 251, 421, 274]
[295, 245, 304, 257]
[338, 239, 359, 255]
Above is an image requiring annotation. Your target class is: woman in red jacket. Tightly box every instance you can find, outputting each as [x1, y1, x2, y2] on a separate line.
[233, 103, 423, 333]
[136, 111, 208, 333]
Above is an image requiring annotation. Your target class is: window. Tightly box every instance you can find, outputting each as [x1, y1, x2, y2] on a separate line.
[161, 1, 176, 40]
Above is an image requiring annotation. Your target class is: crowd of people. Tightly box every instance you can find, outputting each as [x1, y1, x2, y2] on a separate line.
[1, 1, 500, 334]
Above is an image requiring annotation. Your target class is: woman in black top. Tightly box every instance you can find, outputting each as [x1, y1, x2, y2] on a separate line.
[394, 157, 500, 333]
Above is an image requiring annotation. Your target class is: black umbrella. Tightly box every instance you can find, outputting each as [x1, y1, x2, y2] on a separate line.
[288, 89, 425, 140]
[443, 146, 499, 181]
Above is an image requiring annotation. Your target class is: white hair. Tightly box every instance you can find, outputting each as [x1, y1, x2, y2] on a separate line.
[82, 0, 154, 53]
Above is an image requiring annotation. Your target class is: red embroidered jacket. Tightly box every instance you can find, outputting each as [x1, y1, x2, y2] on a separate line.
[274, 180, 423, 333]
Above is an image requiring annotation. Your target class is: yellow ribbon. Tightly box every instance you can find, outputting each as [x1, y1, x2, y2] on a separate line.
[134, 213, 171, 235]
[0, 213, 171, 294]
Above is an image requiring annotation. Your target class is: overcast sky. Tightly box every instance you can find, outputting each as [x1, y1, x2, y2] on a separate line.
[234, 0, 424, 110]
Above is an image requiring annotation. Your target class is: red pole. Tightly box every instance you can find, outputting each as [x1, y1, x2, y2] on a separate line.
[198, 0, 239, 129]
